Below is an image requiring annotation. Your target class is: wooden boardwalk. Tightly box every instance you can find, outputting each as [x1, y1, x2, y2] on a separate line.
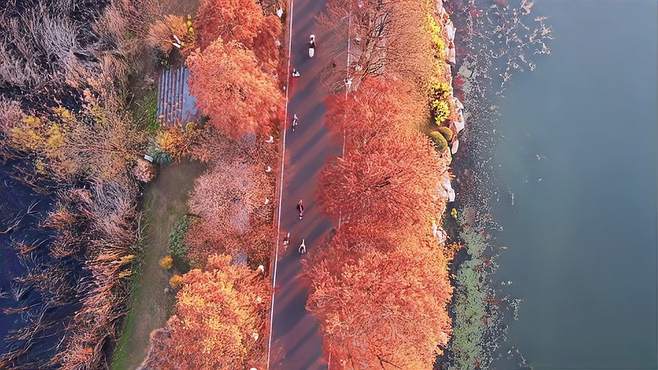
[156, 66, 197, 126]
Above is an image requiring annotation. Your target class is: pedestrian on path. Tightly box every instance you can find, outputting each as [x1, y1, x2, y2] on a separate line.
[298, 239, 307, 255]
[292, 113, 299, 132]
[283, 232, 290, 251]
[292, 68, 301, 77]
[297, 199, 304, 220]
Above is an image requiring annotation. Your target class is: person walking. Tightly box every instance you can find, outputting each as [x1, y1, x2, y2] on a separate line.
[292, 114, 299, 132]
[298, 238, 307, 254]
[297, 199, 304, 220]
[282, 232, 290, 251]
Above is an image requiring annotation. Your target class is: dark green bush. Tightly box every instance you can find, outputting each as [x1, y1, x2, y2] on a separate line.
[134, 89, 159, 134]
[438, 126, 454, 142]
[150, 150, 172, 165]
[429, 131, 449, 152]
[169, 215, 190, 269]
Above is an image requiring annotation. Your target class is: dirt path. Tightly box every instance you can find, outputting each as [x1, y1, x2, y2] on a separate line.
[112, 160, 204, 370]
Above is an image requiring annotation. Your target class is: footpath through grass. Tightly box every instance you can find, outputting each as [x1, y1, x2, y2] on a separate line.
[111, 160, 204, 370]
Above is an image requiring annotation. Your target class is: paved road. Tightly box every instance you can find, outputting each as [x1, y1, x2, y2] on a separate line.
[267, 0, 345, 369]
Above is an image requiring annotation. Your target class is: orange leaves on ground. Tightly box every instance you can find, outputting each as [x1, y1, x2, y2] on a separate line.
[306, 237, 452, 369]
[187, 38, 282, 139]
[319, 133, 443, 232]
[146, 255, 270, 370]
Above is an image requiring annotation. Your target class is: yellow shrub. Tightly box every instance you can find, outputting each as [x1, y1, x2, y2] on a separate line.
[10, 126, 42, 151]
[426, 14, 445, 56]
[34, 159, 46, 175]
[159, 255, 174, 269]
[147, 14, 196, 55]
[169, 274, 184, 288]
[120, 255, 136, 265]
[53, 107, 75, 125]
[432, 99, 451, 125]
[47, 124, 65, 149]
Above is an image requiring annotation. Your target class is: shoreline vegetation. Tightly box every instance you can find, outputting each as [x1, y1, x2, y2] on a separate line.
[0, 0, 168, 367]
[440, 0, 552, 369]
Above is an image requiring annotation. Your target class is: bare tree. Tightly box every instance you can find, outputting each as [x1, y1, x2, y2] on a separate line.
[319, 0, 435, 88]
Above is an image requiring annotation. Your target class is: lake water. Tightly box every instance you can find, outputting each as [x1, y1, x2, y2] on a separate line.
[491, 1, 657, 369]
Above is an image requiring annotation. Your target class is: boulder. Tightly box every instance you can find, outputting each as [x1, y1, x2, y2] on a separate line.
[451, 138, 459, 155]
[442, 177, 456, 202]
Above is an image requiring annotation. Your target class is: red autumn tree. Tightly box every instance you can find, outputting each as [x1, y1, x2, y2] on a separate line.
[306, 239, 452, 369]
[195, 0, 282, 70]
[143, 255, 270, 370]
[325, 78, 425, 151]
[252, 14, 283, 70]
[319, 132, 444, 232]
[195, 0, 265, 49]
[187, 38, 282, 138]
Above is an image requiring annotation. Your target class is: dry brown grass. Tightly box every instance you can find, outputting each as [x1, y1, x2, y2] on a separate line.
[0, 5, 82, 88]
[48, 180, 139, 369]
[0, 98, 22, 134]
[146, 14, 195, 56]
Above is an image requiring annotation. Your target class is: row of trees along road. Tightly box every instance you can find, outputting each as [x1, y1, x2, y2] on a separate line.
[306, 18, 455, 364]
[142, 0, 284, 368]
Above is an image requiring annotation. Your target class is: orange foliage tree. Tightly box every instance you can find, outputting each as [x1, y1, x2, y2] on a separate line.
[325, 78, 426, 151]
[252, 14, 283, 70]
[311, 71, 454, 367]
[187, 38, 282, 138]
[319, 133, 443, 232]
[306, 236, 452, 369]
[144, 255, 270, 370]
[195, 0, 282, 69]
[195, 0, 264, 49]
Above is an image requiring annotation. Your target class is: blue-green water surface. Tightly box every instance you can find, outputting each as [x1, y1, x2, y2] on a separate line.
[492, 1, 657, 369]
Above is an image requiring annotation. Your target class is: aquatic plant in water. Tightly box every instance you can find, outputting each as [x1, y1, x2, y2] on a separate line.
[447, 217, 493, 369]
[439, 0, 552, 368]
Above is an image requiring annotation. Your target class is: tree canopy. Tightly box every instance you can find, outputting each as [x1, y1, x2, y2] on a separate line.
[145, 255, 270, 370]
[187, 38, 282, 139]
